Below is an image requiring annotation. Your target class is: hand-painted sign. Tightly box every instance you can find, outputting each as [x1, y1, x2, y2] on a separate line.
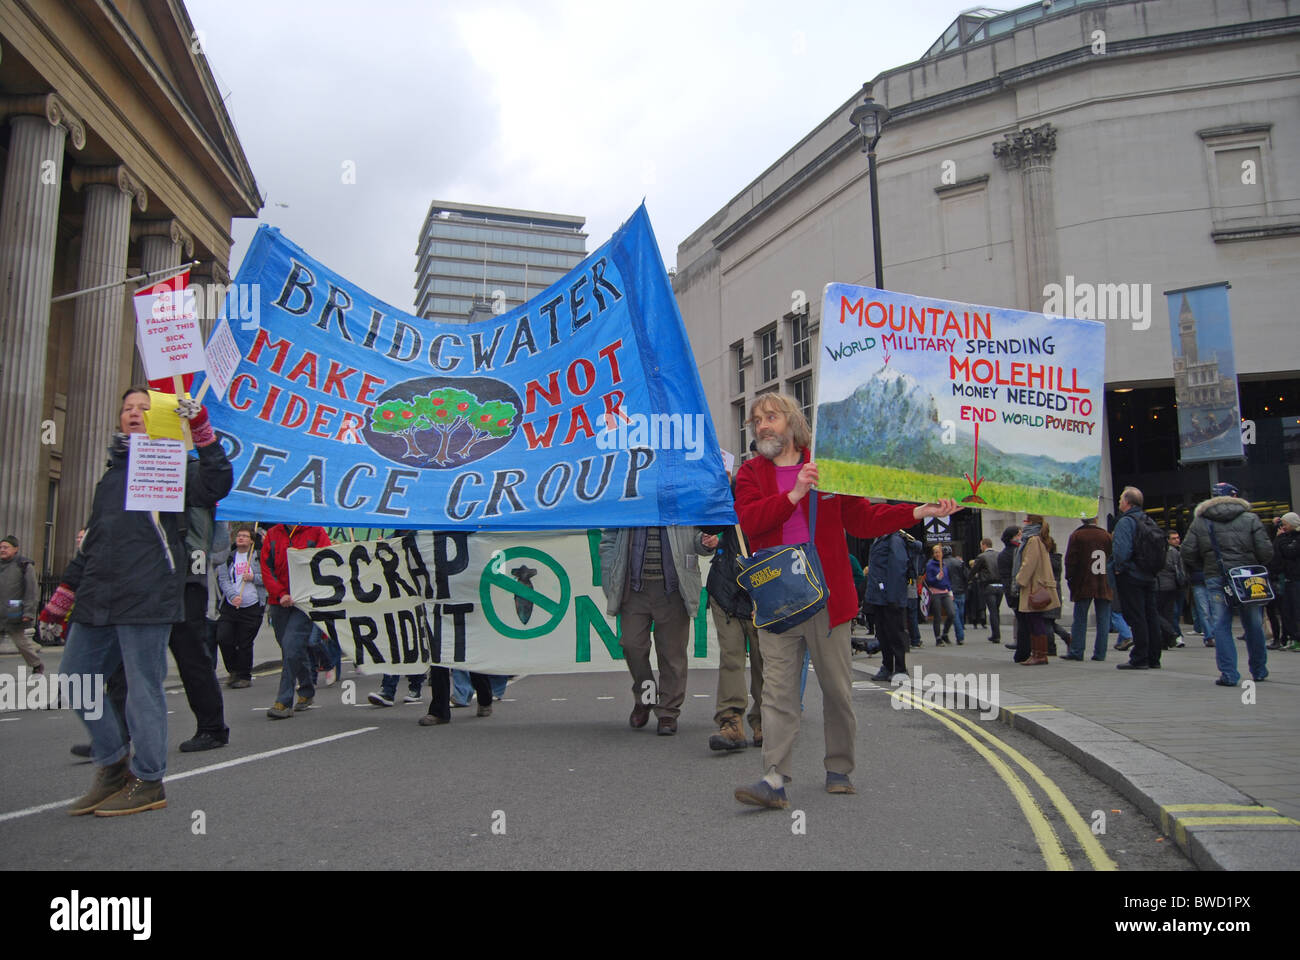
[203, 205, 733, 530]
[813, 284, 1105, 518]
[287, 532, 716, 674]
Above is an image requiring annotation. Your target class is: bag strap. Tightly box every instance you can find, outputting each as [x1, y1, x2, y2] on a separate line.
[809, 487, 819, 542]
[1206, 521, 1232, 582]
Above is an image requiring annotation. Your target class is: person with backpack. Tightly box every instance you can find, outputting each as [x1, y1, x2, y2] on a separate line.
[1111, 486, 1167, 670]
[1181, 482, 1274, 686]
[971, 538, 1003, 643]
[0, 536, 42, 673]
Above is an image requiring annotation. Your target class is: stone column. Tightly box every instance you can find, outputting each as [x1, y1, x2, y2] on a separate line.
[0, 94, 85, 556]
[57, 166, 147, 558]
[130, 219, 194, 384]
[191, 259, 232, 340]
[994, 123, 1059, 310]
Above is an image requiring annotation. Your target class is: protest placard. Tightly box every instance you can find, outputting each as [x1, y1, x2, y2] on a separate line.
[203, 317, 242, 400]
[203, 205, 733, 530]
[813, 283, 1105, 517]
[287, 531, 716, 674]
[133, 272, 206, 380]
[125, 435, 187, 512]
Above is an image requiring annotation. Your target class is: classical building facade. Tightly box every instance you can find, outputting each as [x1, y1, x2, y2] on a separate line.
[414, 201, 587, 323]
[673, 0, 1300, 550]
[0, 0, 260, 577]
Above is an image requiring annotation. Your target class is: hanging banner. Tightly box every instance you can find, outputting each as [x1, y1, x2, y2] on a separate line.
[287, 532, 715, 674]
[812, 284, 1105, 518]
[201, 205, 733, 530]
[1165, 283, 1243, 463]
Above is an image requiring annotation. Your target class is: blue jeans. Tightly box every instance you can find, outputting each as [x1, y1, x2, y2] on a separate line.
[490, 675, 509, 698]
[455, 670, 507, 702]
[1206, 577, 1267, 684]
[270, 606, 317, 707]
[906, 598, 920, 644]
[1110, 609, 1132, 642]
[1191, 582, 1212, 640]
[380, 671, 425, 699]
[1069, 597, 1111, 659]
[952, 596, 966, 642]
[61, 622, 171, 781]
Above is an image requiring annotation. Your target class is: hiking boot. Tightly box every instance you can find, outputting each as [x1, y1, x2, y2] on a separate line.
[94, 775, 166, 817]
[267, 701, 294, 719]
[657, 716, 677, 736]
[750, 720, 763, 748]
[418, 714, 450, 726]
[294, 695, 313, 712]
[826, 772, 856, 794]
[68, 758, 129, 816]
[734, 780, 789, 809]
[476, 702, 493, 717]
[708, 713, 748, 752]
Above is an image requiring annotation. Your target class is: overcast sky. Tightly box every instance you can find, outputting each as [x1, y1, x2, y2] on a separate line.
[187, 0, 984, 313]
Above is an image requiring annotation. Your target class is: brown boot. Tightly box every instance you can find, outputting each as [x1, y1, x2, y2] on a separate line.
[709, 712, 748, 751]
[94, 774, 167, 817]
[1021, 633, 1049, 665]
[68, 757, 129, 816]
[750, 719, 763, 748]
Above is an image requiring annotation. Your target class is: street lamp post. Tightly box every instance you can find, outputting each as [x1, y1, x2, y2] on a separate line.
[850, 85, 891, 289]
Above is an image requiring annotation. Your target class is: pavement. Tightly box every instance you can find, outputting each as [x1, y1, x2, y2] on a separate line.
[869, 618, 1300, 871]
[5, 611, 1299, 870]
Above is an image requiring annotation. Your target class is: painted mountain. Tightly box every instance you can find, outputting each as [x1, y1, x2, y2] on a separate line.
[815, 366, 1100, 498]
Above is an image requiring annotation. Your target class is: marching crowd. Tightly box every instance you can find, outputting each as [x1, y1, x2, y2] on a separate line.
[3, 385, 1295, 817]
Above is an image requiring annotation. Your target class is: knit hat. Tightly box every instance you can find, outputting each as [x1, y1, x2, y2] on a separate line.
[1212, 482, 1240, 498]
[1282, 512, 1300, 530]
[0, 535, 17, 549]
[1000, 526, 1020, 545]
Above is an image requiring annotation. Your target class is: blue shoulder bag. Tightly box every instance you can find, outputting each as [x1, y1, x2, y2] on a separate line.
[735, 492, 827, 633]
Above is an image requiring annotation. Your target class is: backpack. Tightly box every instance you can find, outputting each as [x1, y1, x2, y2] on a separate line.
[1130, 513, 1168, 577]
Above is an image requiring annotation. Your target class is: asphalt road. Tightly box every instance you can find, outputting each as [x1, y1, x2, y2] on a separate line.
[0, 664, 1194, 871]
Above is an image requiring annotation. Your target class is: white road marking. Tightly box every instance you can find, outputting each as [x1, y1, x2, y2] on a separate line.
[692, 694, 709, 698]
[0, 726, 378, 824]
[550, 698, 567, 702]
[0, 717, 20, 722]
[596, 696, 614, 701]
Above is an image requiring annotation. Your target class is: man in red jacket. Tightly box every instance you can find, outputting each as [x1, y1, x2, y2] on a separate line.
[260, 523, 331, 718]
[733, 394, 959, 809]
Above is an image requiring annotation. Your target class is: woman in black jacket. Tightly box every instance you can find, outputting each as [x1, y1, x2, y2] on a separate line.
[45, 388, 232, 817]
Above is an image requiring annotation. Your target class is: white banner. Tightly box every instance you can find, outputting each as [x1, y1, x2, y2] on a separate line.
[288, 531, 717, 674]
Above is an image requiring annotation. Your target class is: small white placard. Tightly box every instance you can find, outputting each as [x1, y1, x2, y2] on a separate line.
[721, 448, 736, 475]
[134, 276, 206, 379]
[126, 435, 187, 512]
[204, 318, 241, 399]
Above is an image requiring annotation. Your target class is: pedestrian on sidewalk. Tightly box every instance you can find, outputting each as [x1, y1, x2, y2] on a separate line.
[1112, 486, 1167, 671]
[942, 545, 968, 644]
[1181, 482, 1273, 687]
[1063, 516, 1112, 660]
[0, 536, 42, 675]
[599, 525, 714, 737]
[971, 538, 1002, 641]
[731, 392, 959, 809]
[925, 544, 957, 645]
[49, 387, 231, 816]
[705, 520, 764, 752]
[1155, 529, 1187, 649]
[1275, 513, 1300, 650]
[260, 523, 331, 718]
[1014, 516, 1059, 665]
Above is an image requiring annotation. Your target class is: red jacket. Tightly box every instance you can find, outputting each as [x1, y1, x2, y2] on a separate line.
[260, 524, 331, 605]
[735, 451, 918, 628]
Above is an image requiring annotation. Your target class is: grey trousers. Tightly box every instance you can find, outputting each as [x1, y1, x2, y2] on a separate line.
[709, 598, 763, 727]
[756, 608, 855, 779]
[619, 578, 689, 719]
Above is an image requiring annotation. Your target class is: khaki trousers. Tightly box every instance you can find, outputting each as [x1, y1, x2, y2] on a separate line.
[2, 623, 43, 670]
[709, 599, 763, 726]
[619, 578, 689, 719]
[757, 608, 855, 778]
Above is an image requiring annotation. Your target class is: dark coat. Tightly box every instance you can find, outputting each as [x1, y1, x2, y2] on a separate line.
[865, 533, 909, 607]
[1112, 506, 1156, 583]
[1181, 496, 1273, 576]
[62, 438, 233, 626]
[1275, 529, 1300, 580]
[1155, 543, 1186, 592]
[705, 525, 753, 619]
[1064, 522, 1112, 601]
[943, 555, 969, 593]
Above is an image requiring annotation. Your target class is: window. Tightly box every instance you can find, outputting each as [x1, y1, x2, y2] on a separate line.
[735, 402, 750, 461]
[732, 341, 746, 395]
[760, 327, 778, 383]
[790, 313, 810, 370]
[1197, 124, 1300, 242]
[791, 375, 813, 425]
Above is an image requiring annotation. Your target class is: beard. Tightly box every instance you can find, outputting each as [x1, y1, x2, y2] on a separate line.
[755, 432, 789, 460]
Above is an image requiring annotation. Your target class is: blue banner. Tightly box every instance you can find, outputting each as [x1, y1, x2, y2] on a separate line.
[1165, 283, 1243, 463]
[201, 205, 734, 529]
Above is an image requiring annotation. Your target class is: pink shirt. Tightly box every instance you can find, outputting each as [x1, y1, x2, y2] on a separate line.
[774, 464, 810, 545]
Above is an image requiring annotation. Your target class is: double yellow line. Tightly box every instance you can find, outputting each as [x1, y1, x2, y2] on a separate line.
[891, 687, 1117, 871]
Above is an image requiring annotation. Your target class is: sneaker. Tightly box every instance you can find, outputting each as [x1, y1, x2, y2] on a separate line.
[450, 698, 471, 709]
[1173, 638, 1186, 648]
[1115, 638, 1134, 651]
[826, 772, 856, 795]
[179, 732, 227, 753]
[318, 669, 337, 687]
[266, 702, 293, 719]
[1286, 641, 1300, 652]
[229, 678, 251, 689]
[1215, 675, 1236, 687]
[476, 703, 493, 718]
[1267, 640, 1283, 651]
[1204, 638, 1215, 648]
[418, 714, 449, 726]
[403, 691, 422, 704]
[890, 671, 910, 683]
[94, 775, 166, 817]
[294, 695, 313, 711]
[368, 691, 395, 707]
[70, 743, 92, 758]
[709, 713, 748, 752]
[1116, 662, 1148, 670]
[68, 758, 129, 815]
[734, 780, 789, 809]
[871, 667, 891, 681]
